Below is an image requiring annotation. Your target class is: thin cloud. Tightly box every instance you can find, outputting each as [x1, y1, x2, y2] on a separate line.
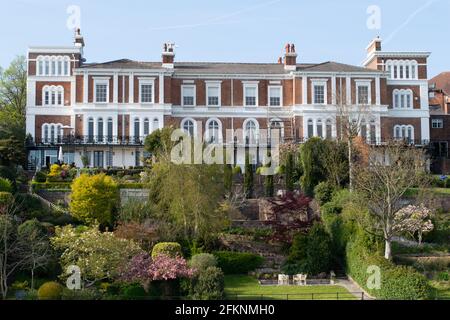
[384, 0, 437, 45]
[148, 0, 282, 31]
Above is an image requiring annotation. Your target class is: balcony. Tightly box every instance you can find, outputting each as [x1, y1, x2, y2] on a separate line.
[28, 135, 146, 147]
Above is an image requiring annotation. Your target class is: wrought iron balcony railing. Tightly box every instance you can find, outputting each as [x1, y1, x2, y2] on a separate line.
[28, 135, 146, 147]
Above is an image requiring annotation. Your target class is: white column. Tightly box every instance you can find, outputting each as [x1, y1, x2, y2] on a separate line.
[421, 117, 430, 142]
[70, 78, 76, 106]
[129, 73, 134, 103]
[302, 76, 307, 104]
[140, 118, 144, 139]
[27, 80, 36, 107]
[113, 116, 118, 138]
[113, 73, 119, 103]
[93, 117, 98, 142]
[313, 119, 317, 137]
[375, 76, 381, 105]
[332, 123, 337, 139]
[159, 73, 164, 104]
[331, 75, 336, 105]
[26, 114, 35, 137]
[83, 72, 88, 103]
[346, 77, 351, 105]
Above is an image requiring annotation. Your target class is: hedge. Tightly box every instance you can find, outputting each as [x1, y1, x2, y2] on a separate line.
[118, 183, 145, 189]
[213, 251, 264, 274]
[152, 242, 183, 258]
[346, 241, 431, 300]
[31, 182, 72, 192]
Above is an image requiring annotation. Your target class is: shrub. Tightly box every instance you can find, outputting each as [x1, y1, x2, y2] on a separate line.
[213, 251, 263, 274]
[121, 283, 147, 300]
[314, 181, 334, 206]
[244, 155, 253, 198]
[0, 191, 13, 207]
[34, 171, 47, 183]
[69, 173, 119, 227]
[346, 240, 431, 300]
[192, 266, 225, 300]
[285, 223, 333, 275]
[232, 166, 242, 175]
[61, 288, 101, 300]
[37, 281, 64, 300]
[47, 164, 63, 182]
[0, 178, 13, 193]
[151, 242, 182, 258]
[189, 253, 218, 272]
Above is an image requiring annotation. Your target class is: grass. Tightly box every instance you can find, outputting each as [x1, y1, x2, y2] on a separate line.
[224, 275, 357, 300]
[405, 188, 450, 197]
[429, 281, 450, 300]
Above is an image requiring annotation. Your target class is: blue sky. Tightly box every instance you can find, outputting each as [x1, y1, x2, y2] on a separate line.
[0, 0, 448, 77]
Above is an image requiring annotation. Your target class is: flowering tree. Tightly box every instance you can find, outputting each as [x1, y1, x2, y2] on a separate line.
[51, 225, 143, 285]
[121, 253, 195, 289]
[393, 205, 434, 245]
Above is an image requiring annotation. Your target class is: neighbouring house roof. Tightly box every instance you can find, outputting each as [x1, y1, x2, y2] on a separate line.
[78, 59, 381, 74]
[429, 72, 450, 96]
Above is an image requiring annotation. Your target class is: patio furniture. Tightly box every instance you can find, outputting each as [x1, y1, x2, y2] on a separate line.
[293, 274, 303, 285]
[300, 274, 308, 285]
[278, 274, 289, 285]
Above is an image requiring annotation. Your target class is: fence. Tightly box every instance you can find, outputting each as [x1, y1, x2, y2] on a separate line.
[226, 292, 365, 300]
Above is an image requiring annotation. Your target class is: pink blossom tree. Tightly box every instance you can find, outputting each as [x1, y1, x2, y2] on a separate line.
[393, 205, 434, 245]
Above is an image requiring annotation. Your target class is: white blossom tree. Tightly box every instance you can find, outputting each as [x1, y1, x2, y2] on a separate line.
[393, 205, 434, 245]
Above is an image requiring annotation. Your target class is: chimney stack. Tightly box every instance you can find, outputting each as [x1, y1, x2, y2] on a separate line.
[366, 36, 382, 55]
[162, 42, 175, 69]
[74, 28, 85, 48]
[283, 43, 297, 71]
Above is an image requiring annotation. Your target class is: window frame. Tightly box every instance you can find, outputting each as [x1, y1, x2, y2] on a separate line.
[243, 82, 259, 107]
[138, 78, 155, 104]
[432, 118, 444, 129]
[93, 78, 110, 104]
[311, 79, 328, 105]
[268, 85, 282, 107]
[181, 85, 196, 107]
[356, 80, 372, 105]
[206, 81, 221, 107]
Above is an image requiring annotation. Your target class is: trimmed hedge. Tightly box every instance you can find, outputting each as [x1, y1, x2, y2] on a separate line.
[346, 241, 431, 300]
[151, 242, 183, 258]
[37, 281, 64, 300]
[31, 182, 72, 192]
[118, 183, 145, 189]
[213, 251, 264, 274]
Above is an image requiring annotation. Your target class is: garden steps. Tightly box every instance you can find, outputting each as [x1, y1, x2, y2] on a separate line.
[219, 234, 287, 272]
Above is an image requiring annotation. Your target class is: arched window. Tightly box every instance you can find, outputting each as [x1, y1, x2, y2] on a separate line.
[98, 118, 104, 142]
[207, 120, 220, 144]
[36, 55, 71, 77]
[50, 125, 55, 143]
[88, 117, 94, 143]
[370, 120, 377, 143]
[107, 118, 113, 142]
[394, 125, 414, 142]
[316, 119, 323, 138]
[326, 119, 333, 139]
[307, 119, 314, 138]
[386, 60, 418, 80]
[43, 124, 49, 143]
[153, 118, 159, 131]
[360, 119, 367, 139]
[182, 119, 195, 136]
[42, 85, 64, 106]
[144, 118, 150, 136]
[134, 118, 140, 143]
[270, 120, 284, 143]
[244, 120, 258, 145]
[393, 89, 413, 109]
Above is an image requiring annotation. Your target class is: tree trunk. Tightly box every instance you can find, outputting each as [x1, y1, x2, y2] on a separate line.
[384, 239, 392, 260]
[348, 138, 353, 192]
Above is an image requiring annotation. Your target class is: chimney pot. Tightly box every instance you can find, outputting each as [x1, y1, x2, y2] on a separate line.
[162, 42, 175, 69]
[283, 43, 297, 71]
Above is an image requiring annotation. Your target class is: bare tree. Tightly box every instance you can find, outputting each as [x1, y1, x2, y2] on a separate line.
[0, 199, 27, 299]
[353, 141, 429, 260]
[333, 76, 372, 191]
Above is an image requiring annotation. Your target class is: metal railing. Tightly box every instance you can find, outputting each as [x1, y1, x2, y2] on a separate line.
[226, 292, 365, 300]
[28, 135, 146, 147]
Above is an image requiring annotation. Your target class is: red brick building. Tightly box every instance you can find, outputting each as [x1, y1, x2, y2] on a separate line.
[429, 72, 450, 173]
[26, 32, 431, 168]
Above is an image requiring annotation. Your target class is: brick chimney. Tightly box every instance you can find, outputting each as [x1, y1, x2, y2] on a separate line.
[366, 36, 382, 55]
[74, 28, 85, 48]
[283, 43, 297, 71]
[162, 42, 175, 69]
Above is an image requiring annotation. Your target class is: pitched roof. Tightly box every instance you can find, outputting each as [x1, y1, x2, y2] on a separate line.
[429, 72, 450, 96]
[79, 59, 380, 74]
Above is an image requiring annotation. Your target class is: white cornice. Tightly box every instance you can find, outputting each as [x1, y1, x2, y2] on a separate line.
[28, 47, 82, 54]
[363, 51, 431, 66]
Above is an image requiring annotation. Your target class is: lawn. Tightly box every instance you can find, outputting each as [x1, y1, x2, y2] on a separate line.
[405, 188, 450, 197]
[224, 275, 357, 300]
[430, 281, 450, 300]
